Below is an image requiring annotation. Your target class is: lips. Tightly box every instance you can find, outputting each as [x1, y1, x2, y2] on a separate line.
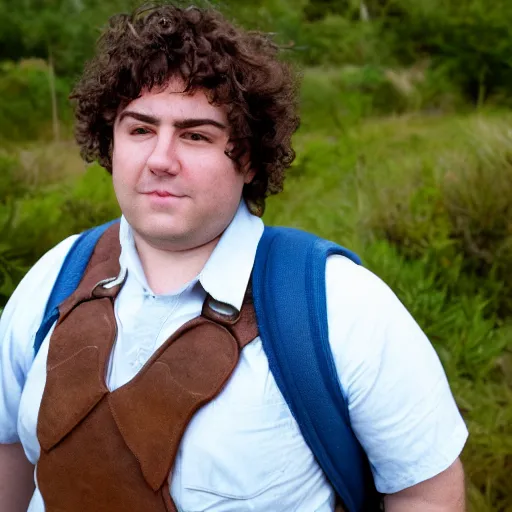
[143, 190, 183, 198]
[152, 190, 173, 197]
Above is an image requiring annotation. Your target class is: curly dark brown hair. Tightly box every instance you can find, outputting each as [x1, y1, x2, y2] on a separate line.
[71, 3, 300, 215]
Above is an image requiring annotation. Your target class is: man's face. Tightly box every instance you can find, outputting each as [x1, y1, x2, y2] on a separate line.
[112, 78, 254, 252]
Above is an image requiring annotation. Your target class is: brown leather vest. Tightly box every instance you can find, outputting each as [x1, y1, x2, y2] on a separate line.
[36, 224, 259, 512]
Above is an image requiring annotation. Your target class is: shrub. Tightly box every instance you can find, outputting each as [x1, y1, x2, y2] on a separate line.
[0, 59, 72, 142]
[0, 152, 29, 305]
[381, 0, 512, 105]
[299, 66, 412, 133]
[298, 0, 512, 107]
[356, 114, 512, 317]
[0, 204, 27, 307]
[0, 164, 118, 295]
[296, 15, 388, 67]
[0, 152, 27, 201]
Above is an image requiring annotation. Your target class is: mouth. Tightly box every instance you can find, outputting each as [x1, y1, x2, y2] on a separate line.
[144, 190, 184, 198]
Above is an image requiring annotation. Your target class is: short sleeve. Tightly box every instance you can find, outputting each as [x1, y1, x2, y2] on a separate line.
[326, 255, 468, 494]
[0, 235, 78, 443]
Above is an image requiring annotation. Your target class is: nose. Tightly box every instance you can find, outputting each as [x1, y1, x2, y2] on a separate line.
[146, 131, 181, 177]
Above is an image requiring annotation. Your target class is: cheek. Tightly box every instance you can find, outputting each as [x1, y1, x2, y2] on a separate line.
[111, 155, 126, 191]
[112, 145, 143, 188]
[196, 160, 245, 200]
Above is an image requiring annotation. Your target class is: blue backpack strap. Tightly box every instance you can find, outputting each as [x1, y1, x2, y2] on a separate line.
[33, 219, 120, 356]
[252, 225, 377, 512]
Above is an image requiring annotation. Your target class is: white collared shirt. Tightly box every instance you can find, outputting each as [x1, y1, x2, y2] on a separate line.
[0, 201, 468, 511]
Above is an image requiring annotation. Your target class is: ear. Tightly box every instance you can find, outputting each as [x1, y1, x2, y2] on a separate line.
[232, 139, 255, 184]
[238, 147, 255, 184]
[244, 167, 256, 184]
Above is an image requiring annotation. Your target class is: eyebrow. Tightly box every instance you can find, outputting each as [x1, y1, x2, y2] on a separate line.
[118, 111, 227, 130]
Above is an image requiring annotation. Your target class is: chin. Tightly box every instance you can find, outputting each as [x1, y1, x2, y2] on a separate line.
[141, 225, 183, 244]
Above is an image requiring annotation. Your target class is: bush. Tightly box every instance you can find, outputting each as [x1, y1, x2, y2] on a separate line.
[0, 205, 27, 307]
[297, 0, 512, 107]
[358, 115, 512, 317]
[0, 163, 118, 306]
[0, 152, 27, 201]
[296, 15, 388, 67]
[0, 59, 72, 142]
[0, 152, 30, 305]
[299, 66, 412, 133]
[381, 0, 512, 105]
[442, 122, 512, 310]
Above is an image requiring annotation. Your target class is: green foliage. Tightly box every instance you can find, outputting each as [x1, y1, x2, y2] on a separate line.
[356, 115, 512, 317]
[7, 164, 119, 267]
[0, 0, 511, 110]
[0, 152, 28, 201]
[303, 0, 353, 22]
[442, 126, 512, 314]
[297, 0, 512, 106]
[0, 153, 29, 304]
[0, 1, 25, 61]
[296, 16, 387, 67]
[0, 223, 27, 308]
[0, 0, 141, 78]
[300, 66, 410, 133]
[0, 60, 72, 142]
[0, 153, 118, 309]
[377, 0, 512, 104]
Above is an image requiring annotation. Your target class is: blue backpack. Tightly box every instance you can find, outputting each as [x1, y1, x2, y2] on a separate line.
[34, 220, 379, 511]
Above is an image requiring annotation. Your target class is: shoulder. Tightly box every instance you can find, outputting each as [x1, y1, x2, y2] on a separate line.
[7, 234, 80, 313]
[325, 253, 396, 305]
[0, 235, 79, 443]
[325, 252, 437, 386]
[324, 254, 417, 393]
[1, 234, 80, 367]
[324, 252, 440, 399]
[325, 254, 468, 493]
[324, 254, 409, 344]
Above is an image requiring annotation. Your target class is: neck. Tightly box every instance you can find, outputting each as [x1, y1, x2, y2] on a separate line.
[133, 234, 220, 295]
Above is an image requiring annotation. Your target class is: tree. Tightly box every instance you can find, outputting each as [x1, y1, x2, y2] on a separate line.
[12, 0, 136, 140]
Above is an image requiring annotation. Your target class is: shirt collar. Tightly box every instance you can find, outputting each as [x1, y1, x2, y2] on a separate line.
[118, 200, 264, 312]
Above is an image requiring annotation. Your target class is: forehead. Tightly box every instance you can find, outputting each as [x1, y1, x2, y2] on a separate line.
[118, 77, 228, 123]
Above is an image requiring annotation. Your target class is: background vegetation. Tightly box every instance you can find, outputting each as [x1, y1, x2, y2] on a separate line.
[0, 0, 510, 509]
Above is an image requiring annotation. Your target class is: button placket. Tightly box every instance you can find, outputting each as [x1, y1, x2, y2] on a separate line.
[128, 292, 184, 372]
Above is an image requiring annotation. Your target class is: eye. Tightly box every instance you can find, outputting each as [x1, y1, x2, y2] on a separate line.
[130, 127, 150, 135]
[183, 132, 211, 142]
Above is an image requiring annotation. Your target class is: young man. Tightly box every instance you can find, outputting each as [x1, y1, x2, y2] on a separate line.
[0, 4, 467, 511]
